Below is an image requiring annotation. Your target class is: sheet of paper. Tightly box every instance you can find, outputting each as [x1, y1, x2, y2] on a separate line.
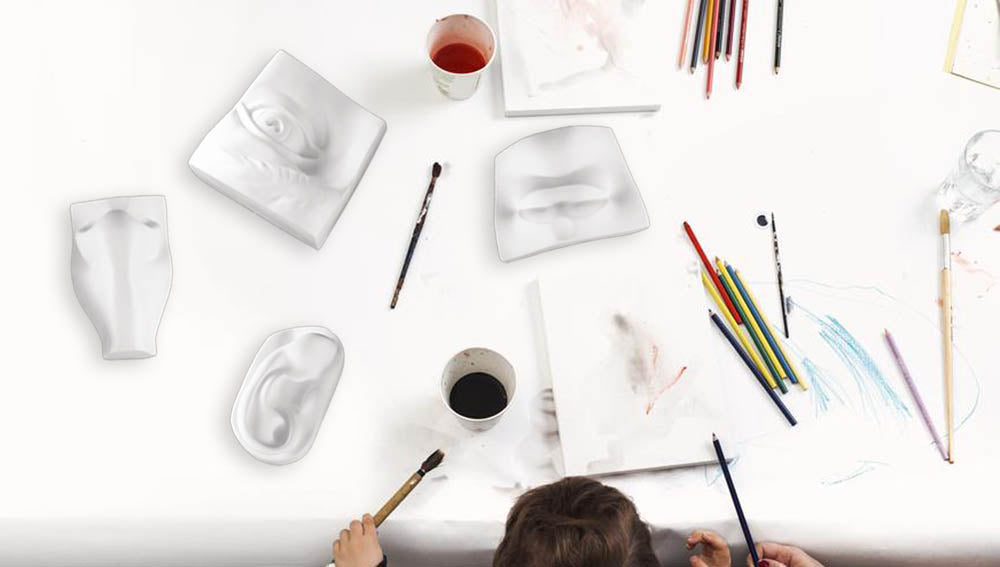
[947, 0, 1000, 88]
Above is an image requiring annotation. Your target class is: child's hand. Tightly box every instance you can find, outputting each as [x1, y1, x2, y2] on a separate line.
[747, 542, 824, 567]
[687, 530, 732, 567]
[333, 514, 384, 567]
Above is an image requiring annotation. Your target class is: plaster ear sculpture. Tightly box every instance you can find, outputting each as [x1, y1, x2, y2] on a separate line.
[231, 327, 345, 465]
[70, 195, 172, 360]
[189, 50, 386, 249]
[494, 125, 650, 261]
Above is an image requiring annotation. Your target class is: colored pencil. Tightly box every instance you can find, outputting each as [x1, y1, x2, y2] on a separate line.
[706, 0, 721, 98]
[715, 0, 727, 59]
[690, 0, 709, 72]
[728, 264, 798, 386]
[940, 210, 954, 463]
[684, 222, 742, 324]
[774, 0, 784, 74]
[725, 0, 737, 60]
[390, 163, 442, 309]
[713, 434, 761, 567]
[733, 268, 808, 391]
[736, 0, 748, 88]
[678, 0, 696, 69]
[770, 213, 790, 338]
[703, 0, 714, 62]
[716, 260, 789, 393]
[710, 311, 797, 426]
[702, 271, 777, 388]
[883, 329, 948, 461]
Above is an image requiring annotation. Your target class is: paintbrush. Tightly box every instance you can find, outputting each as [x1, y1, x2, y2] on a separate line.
[390, 163, 442, 309]
[373, 449, 445, 527]
[940, 210, 954, 464]
[770, 213, 790, 338]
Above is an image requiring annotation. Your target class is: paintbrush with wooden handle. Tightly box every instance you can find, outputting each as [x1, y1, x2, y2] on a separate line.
[940, 210, 954, 464]
[373, 449, 445, 527]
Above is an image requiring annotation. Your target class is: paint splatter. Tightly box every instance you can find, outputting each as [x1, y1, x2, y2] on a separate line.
[798, 306, 910, 420]
[646, 366, 687, 414]
[953, 251, 997, 297]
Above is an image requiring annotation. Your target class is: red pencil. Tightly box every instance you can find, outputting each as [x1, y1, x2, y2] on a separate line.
[736, 0, 748, 88]
[683, 222, 742, 324]
[677, 0, 696, 69]
[705, 0, 721, 98]
[725, 0, 737, 60]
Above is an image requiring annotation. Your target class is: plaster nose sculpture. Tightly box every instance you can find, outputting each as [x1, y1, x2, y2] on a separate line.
[231, 327, 345, 465]
[70, 195, 172, 360]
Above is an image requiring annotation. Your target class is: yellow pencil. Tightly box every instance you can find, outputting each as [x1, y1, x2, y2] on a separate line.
[736, 269, 809, 391]
[716, 258, 787, 379]
[702, 271, 778, 388]
[703, 0, 714, 62]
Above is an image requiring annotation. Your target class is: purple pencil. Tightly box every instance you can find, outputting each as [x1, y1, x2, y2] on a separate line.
[884, 329, 948, 461]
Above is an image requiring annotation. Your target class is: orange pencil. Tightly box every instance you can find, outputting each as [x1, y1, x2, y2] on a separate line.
[678, 0, 696, 69]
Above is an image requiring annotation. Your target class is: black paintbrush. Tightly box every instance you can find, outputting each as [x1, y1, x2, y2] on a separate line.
[770, 213, 789, 338]
[390, 163, 442, 309]
[373, 449, 445, 526]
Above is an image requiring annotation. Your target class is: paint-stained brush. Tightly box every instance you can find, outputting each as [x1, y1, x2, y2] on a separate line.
[940, 210, 955, 464]
[373, 449, 445, 527]
[390, 163, 442, 309]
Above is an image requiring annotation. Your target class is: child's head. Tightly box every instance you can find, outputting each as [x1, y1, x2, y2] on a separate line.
[493, 476, 659, 567]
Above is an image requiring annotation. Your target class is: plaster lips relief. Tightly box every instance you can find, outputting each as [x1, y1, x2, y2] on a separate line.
[190, 50, 386, 249]
[495, 126, 649, 261]
[70, 196, 172, 360]
[231, 327, 345, 465]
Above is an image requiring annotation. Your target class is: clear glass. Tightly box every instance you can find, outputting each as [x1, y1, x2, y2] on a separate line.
[937, 130, 1000, 222]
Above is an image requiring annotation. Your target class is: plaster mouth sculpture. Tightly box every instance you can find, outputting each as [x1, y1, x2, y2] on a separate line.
[70, 195, 172, 360]
[231, 326, 345, 465]
[494, 125, 650, 261]
[189, 50, 386, 249]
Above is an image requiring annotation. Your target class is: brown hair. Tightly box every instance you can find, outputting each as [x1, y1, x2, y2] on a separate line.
[493, 477, 659, 567]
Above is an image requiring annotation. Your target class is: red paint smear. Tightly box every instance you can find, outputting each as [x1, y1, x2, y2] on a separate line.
[645, 366, 688, 415]
[953, 251, 997, 293]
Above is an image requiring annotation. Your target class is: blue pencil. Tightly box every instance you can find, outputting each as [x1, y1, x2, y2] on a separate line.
[727, 264, 801, 385]
[710, 311, 797, 426]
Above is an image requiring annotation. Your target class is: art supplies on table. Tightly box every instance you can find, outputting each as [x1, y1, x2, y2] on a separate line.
[883, 330, 948, 461]
[427, 14, 497, 100]
[373, 450, 445, 527]
[709, 309, 797, 426]
[189, 51, 386, 250]
[706, 0, 722, 98]
[536, 254, 730, 476]
[391, 163, 443, 309]
[736, 0, 749, 87]
[945, 0, 1000, 89]
[774, 0, 784, 74]
[940, 210, 955, 464]
[701, 271, 777, 389]
[690, 0, 709, 72]
[684, 221, 743, 324]
[713, 434, 761, 567]
[494, 126, 649, 261]
[937, 130, 1000, 223]
[678, 0, 696, 69]
[496, 0, 667, 116]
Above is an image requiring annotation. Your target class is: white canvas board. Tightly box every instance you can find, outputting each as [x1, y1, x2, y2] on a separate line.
[951, 0, 1000, 88]
[537, 256, 730, 477]
[495, 0, 667, 116]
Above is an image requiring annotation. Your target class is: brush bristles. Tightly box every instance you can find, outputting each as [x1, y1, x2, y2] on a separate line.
[420, 449, 445, 474]
[432, 162, 442, 178]
[940, 210, 950, 235]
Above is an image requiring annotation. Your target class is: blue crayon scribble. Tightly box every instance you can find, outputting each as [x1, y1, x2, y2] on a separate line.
[802, 357, 846, 416]
[797, 306, 910, 420]
[821, 460, 889, 486]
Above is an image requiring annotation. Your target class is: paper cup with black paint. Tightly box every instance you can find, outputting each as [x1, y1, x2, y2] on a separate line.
[426, 14, 496, 100]
[441, 347, 515, 430]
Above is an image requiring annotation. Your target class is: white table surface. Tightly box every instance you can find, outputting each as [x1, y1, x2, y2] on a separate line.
[2, 1, 999, 565]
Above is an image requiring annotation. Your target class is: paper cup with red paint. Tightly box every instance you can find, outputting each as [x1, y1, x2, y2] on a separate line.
[427, 14, 496, 100]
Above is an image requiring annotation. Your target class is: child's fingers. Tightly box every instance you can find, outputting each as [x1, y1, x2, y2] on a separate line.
[362, 514, 376, 535]
[699, 530, 727, 549]
[333, 540, 341, 556]
[690, 556, 710, 567]
[757, 542, 799, 564]
[340, 529, 351, 544]
[350, 519, 364, 538]
[687, 530, 708, 546]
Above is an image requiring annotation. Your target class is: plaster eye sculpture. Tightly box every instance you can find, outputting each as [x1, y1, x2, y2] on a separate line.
[70, 196, 172, 360]
[494, 125, 649, 261]
[231, 327, 345, 465]
[190, 50, 386, 249]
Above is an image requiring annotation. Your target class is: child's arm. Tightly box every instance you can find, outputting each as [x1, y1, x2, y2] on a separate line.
[331, 514, 386, 567]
